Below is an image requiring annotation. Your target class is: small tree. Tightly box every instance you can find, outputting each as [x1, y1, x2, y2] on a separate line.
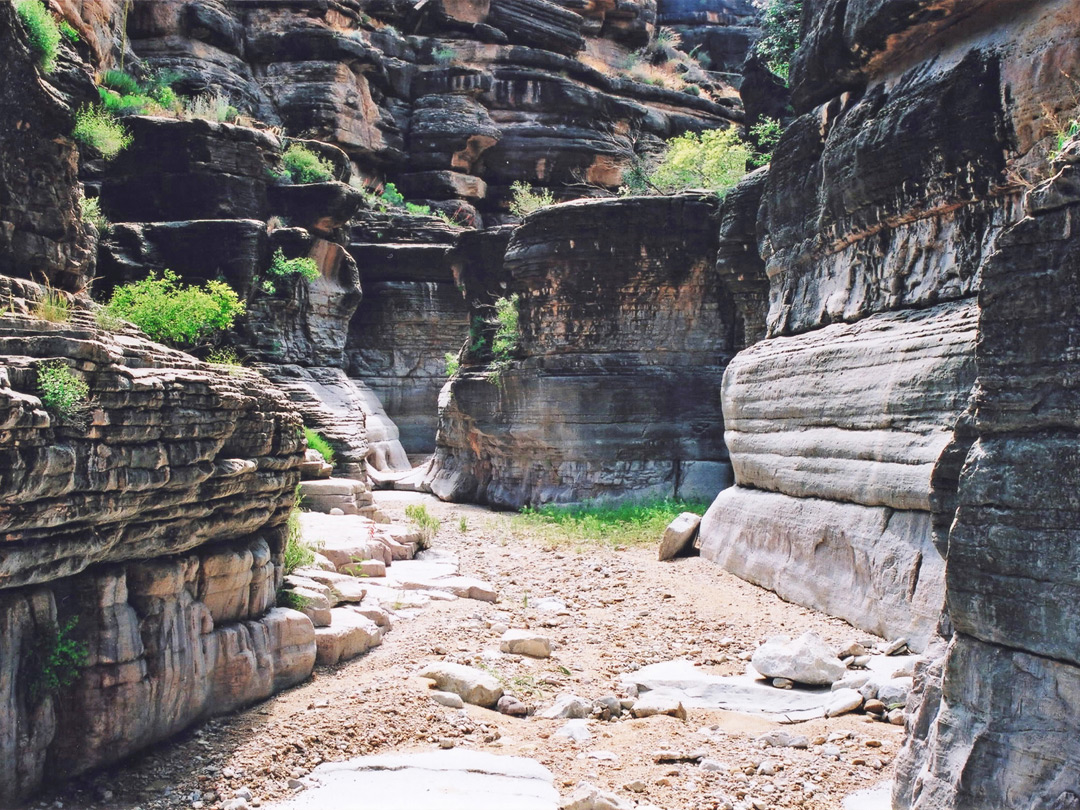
[646, 128, 750, 194]
[753, 0, 803, 84]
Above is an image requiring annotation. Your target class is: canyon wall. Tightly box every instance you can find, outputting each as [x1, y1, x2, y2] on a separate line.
[424, 193, 738, 508]
[698, 0, 1079, 653]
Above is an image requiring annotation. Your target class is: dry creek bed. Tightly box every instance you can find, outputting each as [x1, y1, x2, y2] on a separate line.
[37, 492, 903, 810]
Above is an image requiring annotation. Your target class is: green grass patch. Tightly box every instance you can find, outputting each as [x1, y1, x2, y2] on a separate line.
[508, 181, 554, 218]
[15, 0, 61, 73]
[405, 504, 440, 550]
[36, 360, 89, 419]
[512, 497, 710, 548]
[303, 427, 335, 467]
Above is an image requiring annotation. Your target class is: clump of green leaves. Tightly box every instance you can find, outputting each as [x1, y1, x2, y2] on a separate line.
[270, 249, 319, 281]
[79, 195, 109, 232]
[15, 0, 62, 73]
[513, 497, 710, 548]
[282, 143, 335, 184]
[304, 427, 335, 466]
[36, 360, 89, 419]
[444, 351, 460, 377]
[405, 504, 441, 550]
[97, 69, 183, 117]
[492, 295, 520, 363]
[432, 45, 456, 65]
[105, 270, 245, 347]
[73, 106, 132, 160]
[380, 182, 406, 207]
[508, 181, 555, 218]
[624, 128, 749, 195]
[58, 19, 79, 42]
[749, 116, 784, 167]
[277, 589, 310, 611]
[24, 617, 89, 703]
[1050, 117, 1080, 163]
[753, 0, 802, 84]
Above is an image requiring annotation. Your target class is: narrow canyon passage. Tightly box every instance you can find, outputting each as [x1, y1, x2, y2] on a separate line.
[35, 492, 903, 810]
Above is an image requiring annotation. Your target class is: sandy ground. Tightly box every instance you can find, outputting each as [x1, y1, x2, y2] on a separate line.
[36, 492, 903, 810]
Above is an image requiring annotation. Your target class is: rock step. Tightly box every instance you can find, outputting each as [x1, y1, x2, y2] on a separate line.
[314, 608, 384, 666]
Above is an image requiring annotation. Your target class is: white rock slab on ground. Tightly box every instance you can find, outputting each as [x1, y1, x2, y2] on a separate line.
[842, 782, 894, 810]
[266, 751, 559, 810]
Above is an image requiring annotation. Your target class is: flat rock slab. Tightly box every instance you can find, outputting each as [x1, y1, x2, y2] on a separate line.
[842, 782, 893, 810]
[621, 657, 917, 720]
[367, 560, 498, 603]
[266, 751, 559, 810]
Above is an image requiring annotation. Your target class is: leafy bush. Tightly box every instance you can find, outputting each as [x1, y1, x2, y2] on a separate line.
[404, 201, 433, 216]
[37, 360, 89, 418]
[282, 143, 335, 184]
[492, 295, 520, 363]
[304, 427, 335, 466]
[269, 249, 319, 281]
[513, 497, 710, 548]
[444, 351, 460, 377]
[58, 19, 79, 42]
[96, 69, 182, 117]
[633, 128, 749, 194]
[749, 116, 784, 167]
[105, 270, 245, 347]
[508, 181, 555, 218]
[24, 617, 88, 702]
[73, 106, 132, 159]
[405, 504, 441, 550]
[79, 195, 108, 231]
[15, 0, 61, 73]
[99, 68, 142, 97]
[753, 0, 802, 84]
[380, 182, 405, 207]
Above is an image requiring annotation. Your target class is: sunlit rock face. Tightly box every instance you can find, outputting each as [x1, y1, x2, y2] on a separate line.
[426, 193, 737, 509]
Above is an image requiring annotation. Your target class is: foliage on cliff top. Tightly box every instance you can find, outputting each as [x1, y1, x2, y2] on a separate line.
[623, 128, 750, 195]
[15, 0, 61, 73]
[509, 182, 555, 218]
[513, 497, 710, 548]
[105, 270, 245, 348]
[753, 0, 802, 84]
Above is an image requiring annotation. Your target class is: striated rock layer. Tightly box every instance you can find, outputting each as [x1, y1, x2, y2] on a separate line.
[0, 293, 309, 804]
[425, 194, 737, 508]
[894, 154, 1080, 810]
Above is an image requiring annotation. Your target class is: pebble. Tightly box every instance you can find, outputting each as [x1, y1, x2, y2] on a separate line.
[438, 738, 455, 749]
[825, 688, 864, 718]
[771, 677, 794, 689]
[431, 690, 465, 709]
[889, 709, 905, 725]
[756, 759, 779, 776]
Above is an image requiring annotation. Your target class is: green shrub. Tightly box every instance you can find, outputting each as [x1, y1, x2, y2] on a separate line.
[303, 427, 335, 467]
[15, 0, 61, 73]
[405, 504, 441, 550]
[267, 249, 320, 291]
[380, 182, 405, 207]
[184, 92, 239, 123]
[492, 294, 520, 362]
[105, 270, 245, 347]
[24, 617, 88, 703]
[753, 0, 802, 84]
[79, 195, 109, 231]
[282, 143, 335, 184]
[58, 19, 79, 42]
[444, 352, 460, 377]
[508, 181, 555, 218]
[36, 360, 89, 419]
[513, 497, 710, 548]
[404, 201, 433, 216]
[73, 106, 132, 160]
[749, 116, 784, 167]
[635, 128, 749, 194]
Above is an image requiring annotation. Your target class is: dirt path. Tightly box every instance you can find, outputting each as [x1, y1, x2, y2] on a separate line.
[40, 492, 903, 810]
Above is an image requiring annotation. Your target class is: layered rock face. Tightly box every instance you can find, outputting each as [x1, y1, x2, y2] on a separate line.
[0, 292, 310, 805]
[894, 147, 1080, 810]
[699, 0, 1080, 656]
[425, 194, 736, 508]
[346, 212, 469, 455]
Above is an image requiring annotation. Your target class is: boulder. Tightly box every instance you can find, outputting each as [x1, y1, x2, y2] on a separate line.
[499, 629, 552, 658]
[657, 512, 702, 561]
[539, 694, 592, 720]
[751, 633, 847, 686]
[418, 662, 503, 708]
[314, 609, 383, 666]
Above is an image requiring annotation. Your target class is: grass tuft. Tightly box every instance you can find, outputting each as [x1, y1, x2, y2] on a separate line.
[73, 105, 132, 160]
[303, 427, 335, 467]
[15, 0, 61, 73]
[405, 504, 440, 550]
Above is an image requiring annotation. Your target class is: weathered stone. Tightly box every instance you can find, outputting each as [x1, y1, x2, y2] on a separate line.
[751, 633, 847, 686]
[539, 694, 592, 720]
[630, 694, 687, 721]
[500, 629, 552, 658]
[313, 608, 383, 666]
[824, 688, 864, 718]
[657, 512, 701, 561]
[418, 662, 504, 707]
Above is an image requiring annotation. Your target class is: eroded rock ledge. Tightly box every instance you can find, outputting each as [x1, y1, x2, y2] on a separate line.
[424, 193, 736, 508]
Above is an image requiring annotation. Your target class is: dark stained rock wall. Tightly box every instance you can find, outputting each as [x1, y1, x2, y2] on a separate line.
[699, 0, 1080, 657]
[894, 151, 1080, 810]
[424, 193, 736, 508]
